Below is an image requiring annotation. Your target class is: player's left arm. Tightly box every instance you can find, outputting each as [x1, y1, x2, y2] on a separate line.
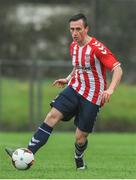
[101, 65, 123, 104]
[95, 44, 123, 104]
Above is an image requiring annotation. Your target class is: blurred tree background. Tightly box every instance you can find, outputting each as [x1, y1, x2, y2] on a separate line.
[0, 0, 136, 82]
[0, 0, 136, 131]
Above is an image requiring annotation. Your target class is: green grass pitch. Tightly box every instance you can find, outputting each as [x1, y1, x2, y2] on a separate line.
[0, 132, 136, 179]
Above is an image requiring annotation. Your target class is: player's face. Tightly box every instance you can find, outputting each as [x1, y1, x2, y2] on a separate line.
[69, 19, 88, 45]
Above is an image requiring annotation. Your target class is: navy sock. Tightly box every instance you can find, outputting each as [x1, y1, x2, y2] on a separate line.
[75, 140, 88, 158]
[28, 122, 53, 154]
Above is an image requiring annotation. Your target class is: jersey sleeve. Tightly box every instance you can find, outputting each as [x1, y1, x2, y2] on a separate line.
[95, 43, 121, 71]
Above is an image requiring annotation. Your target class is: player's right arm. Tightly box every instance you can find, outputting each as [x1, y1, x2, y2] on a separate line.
[52, 67, 75, 88]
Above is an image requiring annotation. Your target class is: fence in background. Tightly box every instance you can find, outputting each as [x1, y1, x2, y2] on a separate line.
[0, 59, 72, 130]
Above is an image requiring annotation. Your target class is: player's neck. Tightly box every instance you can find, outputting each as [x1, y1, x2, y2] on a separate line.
[78, 36, 92, 47]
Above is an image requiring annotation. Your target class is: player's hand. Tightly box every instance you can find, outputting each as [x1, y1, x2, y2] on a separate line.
[52, 78, 68, 88]
[101, 89, 114, 104]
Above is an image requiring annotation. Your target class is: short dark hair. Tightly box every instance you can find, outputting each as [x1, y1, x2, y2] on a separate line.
[69, 13, 88, 28]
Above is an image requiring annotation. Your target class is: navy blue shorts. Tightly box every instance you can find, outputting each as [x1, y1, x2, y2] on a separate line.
[50, 86, 100, 133]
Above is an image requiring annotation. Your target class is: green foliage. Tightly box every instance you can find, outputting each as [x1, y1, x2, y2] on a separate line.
[1, 132, 136, 178]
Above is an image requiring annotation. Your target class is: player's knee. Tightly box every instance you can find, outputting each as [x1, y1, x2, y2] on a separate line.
[76, 134, 87, 146]
[45, 112, 58, 124]
[44, 108, 62, 127]
[46, 111, 55, 120]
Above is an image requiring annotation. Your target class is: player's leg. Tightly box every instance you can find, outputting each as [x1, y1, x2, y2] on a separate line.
[5, 107, 63, 157]
[6, 86, 78, 159]
[74, 128, 88, 170]
[27, 107, 63, 154]
[28, 86, 78, 154]
[74, 96, 100, 170]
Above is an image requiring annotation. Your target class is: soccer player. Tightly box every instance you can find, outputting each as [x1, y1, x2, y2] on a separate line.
[6, 13, 123, 170]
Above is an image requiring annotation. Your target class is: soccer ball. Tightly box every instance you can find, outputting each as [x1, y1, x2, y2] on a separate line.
[12, 148, 34, 170]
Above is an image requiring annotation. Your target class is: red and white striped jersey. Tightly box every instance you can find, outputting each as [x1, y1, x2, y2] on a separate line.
[68, 37, 121, 106]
